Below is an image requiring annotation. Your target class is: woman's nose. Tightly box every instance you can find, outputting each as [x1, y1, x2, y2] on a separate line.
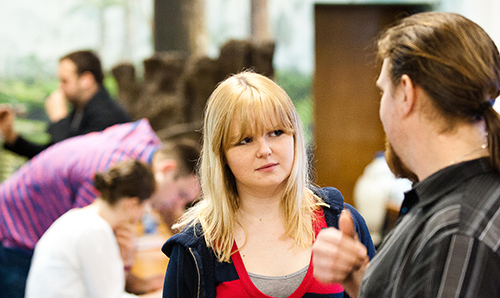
[256, 139, 272, 157]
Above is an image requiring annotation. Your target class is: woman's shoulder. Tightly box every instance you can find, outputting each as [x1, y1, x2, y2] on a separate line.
[311, 186, 365, 229]
[310, 185, 345, 210]
[162, 222, 206, 257]
[311, 186, 376, 258]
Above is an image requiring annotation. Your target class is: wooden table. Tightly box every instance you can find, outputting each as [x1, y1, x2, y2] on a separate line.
[131, 221, 173, 279]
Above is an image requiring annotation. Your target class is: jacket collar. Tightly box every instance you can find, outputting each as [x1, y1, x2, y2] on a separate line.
[162, 185, 347, 257]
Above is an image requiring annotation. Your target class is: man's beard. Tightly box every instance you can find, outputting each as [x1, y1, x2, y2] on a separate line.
[385, 140, 419, 183]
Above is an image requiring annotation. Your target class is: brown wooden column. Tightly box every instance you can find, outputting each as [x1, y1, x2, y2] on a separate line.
[313, 4, 429, 206]
[251, 0, 271, 42]
[154, 0, 206, 55]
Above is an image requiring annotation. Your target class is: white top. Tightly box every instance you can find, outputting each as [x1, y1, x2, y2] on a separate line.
[25, 208, 136, 298]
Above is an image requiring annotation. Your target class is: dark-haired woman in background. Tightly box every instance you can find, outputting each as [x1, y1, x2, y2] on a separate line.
[26, 159, 161, 298]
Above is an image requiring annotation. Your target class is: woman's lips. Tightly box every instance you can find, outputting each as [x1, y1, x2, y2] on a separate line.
[257, 163, 278, 172]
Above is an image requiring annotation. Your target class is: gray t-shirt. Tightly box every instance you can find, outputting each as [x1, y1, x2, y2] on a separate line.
[248, 265, 309, 297]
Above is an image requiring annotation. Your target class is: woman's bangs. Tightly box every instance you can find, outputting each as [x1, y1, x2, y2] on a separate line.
[221, 85, 297, 150]
[246, 94, 296, 136]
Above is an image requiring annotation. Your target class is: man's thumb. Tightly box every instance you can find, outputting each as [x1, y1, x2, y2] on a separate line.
[339, 209, 355, 238]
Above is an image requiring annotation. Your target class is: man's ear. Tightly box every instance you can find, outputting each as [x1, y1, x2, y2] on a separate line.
[400, 74, 417, 116]
[156, 159, 178, 175]
[79, 71, 95, 89]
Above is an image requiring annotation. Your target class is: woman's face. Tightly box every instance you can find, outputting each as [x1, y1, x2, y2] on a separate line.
[224, 118, 295, 196]
[126, 199, 147, 224]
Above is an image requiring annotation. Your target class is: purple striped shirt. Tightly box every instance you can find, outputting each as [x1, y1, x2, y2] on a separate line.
[0, 119, 160, 251]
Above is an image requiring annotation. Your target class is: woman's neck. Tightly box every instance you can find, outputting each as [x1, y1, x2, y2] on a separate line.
[235, 192, 286, 239]
[238, 187, 283, 215]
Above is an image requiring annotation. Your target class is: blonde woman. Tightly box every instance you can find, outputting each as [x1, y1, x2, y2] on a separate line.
[162, 71, 375, 298]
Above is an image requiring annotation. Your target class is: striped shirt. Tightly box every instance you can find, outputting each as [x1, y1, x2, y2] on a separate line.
[0, 119, 160, 251]
[360, 158, 500, 297]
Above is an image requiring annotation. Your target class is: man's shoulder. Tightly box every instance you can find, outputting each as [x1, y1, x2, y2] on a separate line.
[461, 173, 500, 251]
[86, 99, 130, 119]
[423, 172, 500, 251]
[84, 88, 130, 121]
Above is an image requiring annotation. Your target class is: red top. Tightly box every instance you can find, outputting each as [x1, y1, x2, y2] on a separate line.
[216, 209, 344, 297]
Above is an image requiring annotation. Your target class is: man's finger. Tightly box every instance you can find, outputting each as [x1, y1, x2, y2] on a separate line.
[339, 209, 355, 238]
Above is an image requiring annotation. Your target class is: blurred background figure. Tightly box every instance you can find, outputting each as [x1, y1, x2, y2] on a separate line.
[26, 159, 161, 298]
[0, 50, 130, 159]
[0, 119, 200, 298]
[353, 151, 412, 247]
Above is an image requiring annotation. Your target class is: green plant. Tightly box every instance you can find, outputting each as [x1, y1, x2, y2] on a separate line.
[275, 70, 314, 145]
[0, 79, 55, 143]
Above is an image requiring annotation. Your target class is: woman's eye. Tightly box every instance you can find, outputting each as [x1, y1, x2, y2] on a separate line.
[271, 130, 284, 137]
[238, 137, 253, 145]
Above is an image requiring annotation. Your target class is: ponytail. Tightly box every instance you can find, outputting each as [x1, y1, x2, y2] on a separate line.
[484, 106, 500, 172]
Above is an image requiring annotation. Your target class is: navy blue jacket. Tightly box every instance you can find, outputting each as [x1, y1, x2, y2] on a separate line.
[161, 187, 376, 298]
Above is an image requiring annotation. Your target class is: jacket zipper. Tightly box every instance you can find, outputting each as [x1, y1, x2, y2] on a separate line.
[188, 247, 201, 298]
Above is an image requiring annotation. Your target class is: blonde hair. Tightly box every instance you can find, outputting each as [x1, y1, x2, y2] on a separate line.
[175, 71, 322, 262]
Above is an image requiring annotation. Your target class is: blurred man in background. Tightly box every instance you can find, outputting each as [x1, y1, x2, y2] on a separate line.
[0, 50, 130, 159]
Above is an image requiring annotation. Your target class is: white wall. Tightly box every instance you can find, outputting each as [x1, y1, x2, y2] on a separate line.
[1, 0, 499, 80]
[0, 0, 154, 76]
[206, 0, 314, 74]
[437, 0, 500, 112]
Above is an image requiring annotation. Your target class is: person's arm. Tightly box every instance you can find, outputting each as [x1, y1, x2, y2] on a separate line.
[0, 104, 49, 158]
[3, 135, 50, 159]
[19, 89, 70, 153]
[126, 273, 164, 295]
[114, 224, 137, 271]
[114, 224, 164, 295]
